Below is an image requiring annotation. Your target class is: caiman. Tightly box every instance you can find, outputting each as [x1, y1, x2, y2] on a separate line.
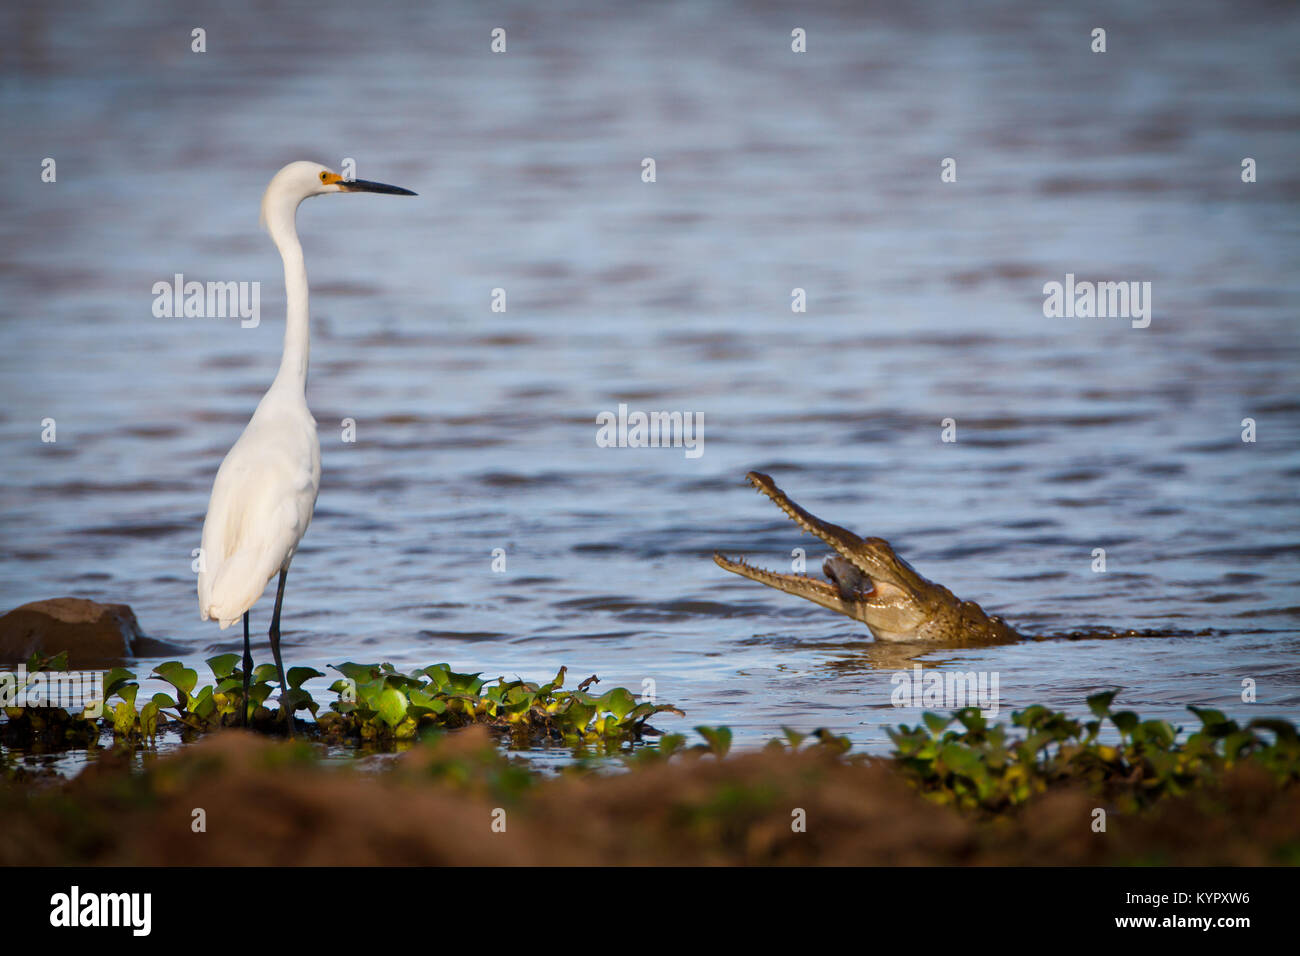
[713, 471, 1022, 644]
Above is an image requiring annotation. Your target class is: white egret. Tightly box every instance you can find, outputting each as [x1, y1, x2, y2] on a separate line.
[197, 160, 415, 732]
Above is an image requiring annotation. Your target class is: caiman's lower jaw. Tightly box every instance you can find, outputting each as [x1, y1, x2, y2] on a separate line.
[712, 551, 879, 619]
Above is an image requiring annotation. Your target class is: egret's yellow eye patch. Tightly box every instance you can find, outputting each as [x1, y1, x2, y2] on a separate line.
[319, 171, 343, 184]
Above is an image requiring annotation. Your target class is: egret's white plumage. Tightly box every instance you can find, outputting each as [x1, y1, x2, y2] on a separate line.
[196, 161, 414, 725]
[198, 161, 327, 628]
[196, 383, 319, 629]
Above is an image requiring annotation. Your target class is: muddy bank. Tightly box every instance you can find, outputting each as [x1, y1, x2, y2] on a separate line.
[3, 729, 1297, 866]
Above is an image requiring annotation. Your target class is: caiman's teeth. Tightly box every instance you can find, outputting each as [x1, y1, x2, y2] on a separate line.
[716, 550, 840, 601]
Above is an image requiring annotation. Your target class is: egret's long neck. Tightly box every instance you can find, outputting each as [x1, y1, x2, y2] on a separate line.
[267, 203, 310, 393]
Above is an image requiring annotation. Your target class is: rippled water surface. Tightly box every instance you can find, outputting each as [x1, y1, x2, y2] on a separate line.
[2, 0, 1298, 758]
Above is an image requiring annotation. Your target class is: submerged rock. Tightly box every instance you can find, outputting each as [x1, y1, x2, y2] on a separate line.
[0, 597, 179, 667]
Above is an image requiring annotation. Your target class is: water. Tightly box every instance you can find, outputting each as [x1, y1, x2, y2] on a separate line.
[2, 0, 1298, 760]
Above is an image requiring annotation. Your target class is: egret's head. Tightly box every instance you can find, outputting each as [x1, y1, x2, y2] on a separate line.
[259, 160, 416, 231]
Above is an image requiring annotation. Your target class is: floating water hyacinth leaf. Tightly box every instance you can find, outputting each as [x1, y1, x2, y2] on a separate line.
[1221, 730, 1254, 761]
[1188, 705, 1228, 727]
[922, 711, 952, 735]
[279, 688, 316, 717]
[810, 728, 853, 753]
[447, 672, 485, 695]
[153, 662, 197, 703]
[1013, 705, 1049, 728]
[1087, 689, 1119, 718]
[334, 662, 379, 683]
[287, 667, 324, 689]
[563, 700, 596, 732]
[139, 699, 161, 740]
[694, 725, 732, 757]
[102, 667, 136, 701]
[939, 742, 983, 777]
[659, 733, 686, 756]
[539, 666, 566, 695]
[1248, 718, 1299, 744]
[112, 701, 137, 736]
[24, 650, 70, 673]
[1136, 720, 1175, 748]
[1110, 710, 1139, 735]
[190, 685, 216, 720]
[354, 676, 386, 709]
[419, 663, 452, 687]
[595, 688, 637, 721]
[407, 687, 447, 715]
[375, 687, 408, 727]
[206, 654, 240, 679]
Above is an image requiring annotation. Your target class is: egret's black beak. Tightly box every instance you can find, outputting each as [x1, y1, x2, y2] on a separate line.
[340, 178, 417, 196]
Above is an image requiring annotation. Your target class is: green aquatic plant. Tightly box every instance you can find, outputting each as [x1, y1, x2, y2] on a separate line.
[6, 653, 1297, 825]
[763, 726, 853, 756]
[887, 690, 1300, 814]
[0, 652, 100, 750]
[98, 655, 277, 736]
[3, 653, 684, 754]
[152, 654, 320, 730]
[316, 662, 684, 749]
[693, 725, 733, 758]
[400, 727, 538, 801]
[618, 725, 851, 770]
[101, 666, 170, 741]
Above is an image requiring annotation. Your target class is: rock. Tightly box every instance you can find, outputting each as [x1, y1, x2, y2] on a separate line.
[0, 598, 163, 668]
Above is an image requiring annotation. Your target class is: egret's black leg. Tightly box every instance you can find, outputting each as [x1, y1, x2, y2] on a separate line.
[240, 611, 252, 728]
[269, 568, 292, 737]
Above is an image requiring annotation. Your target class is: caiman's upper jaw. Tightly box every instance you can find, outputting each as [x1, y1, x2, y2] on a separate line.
[742, 471, 865, 565]
[739, 471, 922, 594]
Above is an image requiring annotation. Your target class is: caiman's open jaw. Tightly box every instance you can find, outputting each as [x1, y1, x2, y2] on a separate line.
[712, 471, 931, 629]
[714, 471, 1022, 644]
